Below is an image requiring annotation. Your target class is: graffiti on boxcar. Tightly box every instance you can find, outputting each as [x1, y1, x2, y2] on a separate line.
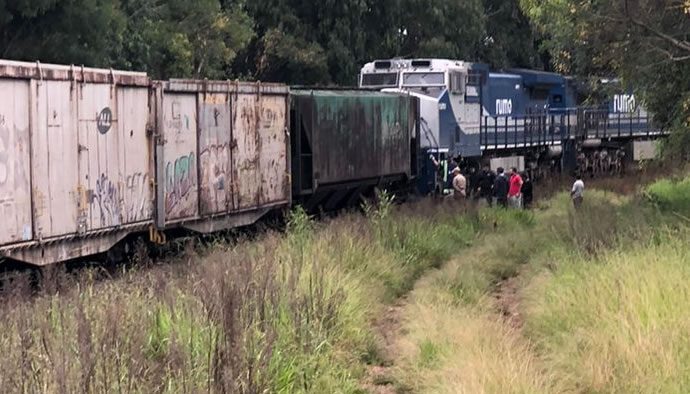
[124, 172, 150, 222]
[165, 152, 196, 215]
[94, 173, 121, 227]
[167, 101, 192, 133]
[0, 122, 29, 190]
[199, 144, 229, 212]
[261, 108, 278, 129]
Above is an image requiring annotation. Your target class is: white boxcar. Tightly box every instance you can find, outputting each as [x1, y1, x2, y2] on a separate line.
[0, 61, 291, 266]
[151, 80, 291, 233]
[0, 60, 154, 265]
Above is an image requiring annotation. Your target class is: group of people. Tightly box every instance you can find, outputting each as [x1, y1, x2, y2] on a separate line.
[449, 165, 534, 209]
[447, 161, 585, 210]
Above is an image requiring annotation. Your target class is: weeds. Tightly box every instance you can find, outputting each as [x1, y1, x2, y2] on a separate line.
[0, 193, 479, 393]
[393, 175, 690, 394]
[2, 174, 686, 394]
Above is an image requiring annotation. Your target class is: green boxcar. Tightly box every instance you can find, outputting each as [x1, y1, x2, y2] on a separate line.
[290, 90, 419, 203]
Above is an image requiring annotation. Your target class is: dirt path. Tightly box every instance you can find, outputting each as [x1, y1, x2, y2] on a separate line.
[494, 274, 524, 329]
[360, 297, 407, 394]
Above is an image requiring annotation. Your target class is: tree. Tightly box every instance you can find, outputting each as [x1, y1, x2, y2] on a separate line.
[236, 0, 547, 85]
[520, 0, 690, 158]
[480, 0, 544, 69]
[0, 0, 125, 66]
[115, 0, 254, 79]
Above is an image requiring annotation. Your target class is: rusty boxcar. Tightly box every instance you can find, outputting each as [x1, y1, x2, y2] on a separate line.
[0, 59, 421, 267]
[151, 80, 291, 233]
[290, 90, 419, 210]
[0, 60, 154, 265]
[0, 60, 291, 266]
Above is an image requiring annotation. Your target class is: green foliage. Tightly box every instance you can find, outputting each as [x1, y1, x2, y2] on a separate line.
[519, 0, 690, 156]
[0, 0, 547, 83]
[523, 231, 690, 393]
[645, 177, 690, 217]
[1, 0, 126, 66]
[418, 340, 443, 368]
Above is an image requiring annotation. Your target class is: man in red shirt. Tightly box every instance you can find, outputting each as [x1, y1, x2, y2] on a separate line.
[508, 167, 523, 209]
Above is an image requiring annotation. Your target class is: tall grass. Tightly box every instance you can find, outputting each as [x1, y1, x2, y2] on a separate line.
[519, 176, 690, 393]
[523, 232, 690, 393]
[645, 176, 690, 217]
[392, 175, 690, 394]
[0, 195, 478, 393]
[393, 207, 554, 393]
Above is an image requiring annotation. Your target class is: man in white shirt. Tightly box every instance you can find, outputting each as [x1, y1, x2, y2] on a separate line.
[571, 174, 585, 209]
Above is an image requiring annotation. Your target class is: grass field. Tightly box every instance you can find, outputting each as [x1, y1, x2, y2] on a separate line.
[0, 173, 688, 393]
[0, 195, 484, 393]
[391, 175, 690, 394]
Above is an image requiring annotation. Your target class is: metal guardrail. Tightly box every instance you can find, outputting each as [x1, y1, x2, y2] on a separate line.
[479, 108, 664, 151]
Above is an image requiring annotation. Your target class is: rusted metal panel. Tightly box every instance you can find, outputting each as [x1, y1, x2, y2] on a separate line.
[198, 92, 233, 215]
[0, 80, 33, 244]
[162, 93, 199, 221]
[292, 90, 415, 190]
[78, 83, 121, 230]
[257, 94, 289, 205]
[26, 79, 155, 242]
[157, 81, 290, 226]
[119, 87, 154, 223]
[232, 91, 262, 210]
[76, 83, 153, 232]
[0, 60, 149, 86]
[32, 80, 80, 238]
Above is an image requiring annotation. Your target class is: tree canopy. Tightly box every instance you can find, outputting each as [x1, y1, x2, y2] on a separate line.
[2, 0, 687, 156]
[519, 0, 690, 157]
[0, 0, 544, 84]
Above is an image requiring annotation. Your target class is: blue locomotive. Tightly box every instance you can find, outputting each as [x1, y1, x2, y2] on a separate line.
[360, 58, 665, 194]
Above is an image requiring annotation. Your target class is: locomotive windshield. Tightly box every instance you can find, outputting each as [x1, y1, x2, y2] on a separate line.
[402, 72, 445, 87]
[361, 72, 398, 87]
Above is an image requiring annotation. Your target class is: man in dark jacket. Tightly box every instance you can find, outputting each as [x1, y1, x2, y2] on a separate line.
[493, 167, 509, 207]
[478, 167, 494, 206]
[521, 172, 534, 209]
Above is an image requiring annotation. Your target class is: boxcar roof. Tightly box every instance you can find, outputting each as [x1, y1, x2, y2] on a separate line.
[290, 89, 407, 97]
[0, 59, 149, 86]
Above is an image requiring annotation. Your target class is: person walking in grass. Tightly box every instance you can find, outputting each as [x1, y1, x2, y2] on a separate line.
[571, 174, 585, 209]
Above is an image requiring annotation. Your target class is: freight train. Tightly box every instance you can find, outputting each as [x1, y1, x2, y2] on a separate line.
[0, 60, 419, 266]
[359, 58, 666, 194]
[0, 58, 667, 267]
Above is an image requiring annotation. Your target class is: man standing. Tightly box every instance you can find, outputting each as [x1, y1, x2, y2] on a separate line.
[493, 167, 509, 207]
[571, 175, 585, 209]
[478, 167, 494, 206]
[452, 167, 467, 199]
[521, 172, 533, 209]
[508, 167, 523, 209]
